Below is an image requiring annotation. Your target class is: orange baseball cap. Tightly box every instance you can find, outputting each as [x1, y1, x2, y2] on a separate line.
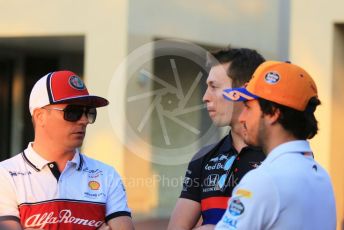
[222, 61, 318, 111]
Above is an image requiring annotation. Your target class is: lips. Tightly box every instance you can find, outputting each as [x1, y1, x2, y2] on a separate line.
[207, 109, 216, 117]
[72, 131, 85, 137]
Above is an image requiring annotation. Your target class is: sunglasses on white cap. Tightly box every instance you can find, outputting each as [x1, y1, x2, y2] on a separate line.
[43, 105, 97, 124]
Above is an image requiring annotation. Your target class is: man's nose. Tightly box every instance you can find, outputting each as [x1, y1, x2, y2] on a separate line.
[78, 112, 90, 125]
[203, 88, 210, 103]
[238, 108, 247, 124]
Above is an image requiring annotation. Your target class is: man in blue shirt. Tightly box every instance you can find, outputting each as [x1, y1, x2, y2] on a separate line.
[216, 61, 336, 230]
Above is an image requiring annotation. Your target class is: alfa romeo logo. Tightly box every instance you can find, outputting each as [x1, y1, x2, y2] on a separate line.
[69, 76, 85, 90]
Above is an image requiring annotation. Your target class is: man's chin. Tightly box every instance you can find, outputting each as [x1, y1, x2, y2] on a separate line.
[247, 142, 260, 148]
[243, 137, 258, 147]
[70, 140, 84, 149]
[213, 120, 230, 128]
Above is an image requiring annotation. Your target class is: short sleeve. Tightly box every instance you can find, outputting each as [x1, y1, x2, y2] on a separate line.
[105, 170, 131, 222]
[180, 142, 219, 202]
[0, 166, 20, 221]
[215, 170, 280, 230]
[179, 156, 203, 202]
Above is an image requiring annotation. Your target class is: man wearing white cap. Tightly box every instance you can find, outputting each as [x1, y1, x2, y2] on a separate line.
[215, 61, 336, 229]
[0, 71, 134, 230]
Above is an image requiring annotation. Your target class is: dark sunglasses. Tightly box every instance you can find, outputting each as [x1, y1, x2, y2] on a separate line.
[44, 105, 97, 124]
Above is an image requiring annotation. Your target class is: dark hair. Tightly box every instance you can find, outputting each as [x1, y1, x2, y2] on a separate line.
[258, 97, 321, 139]
[207, 47, 265, 87]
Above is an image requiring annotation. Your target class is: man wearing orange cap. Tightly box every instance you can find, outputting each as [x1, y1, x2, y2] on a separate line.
[215, 61, 336, 229]
[0, 71, 134, 230]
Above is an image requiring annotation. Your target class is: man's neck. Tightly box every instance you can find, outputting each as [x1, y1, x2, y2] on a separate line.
[263, 125, 297, 154]
[32, 140, 76, 172]
[230, 130, 247, 153]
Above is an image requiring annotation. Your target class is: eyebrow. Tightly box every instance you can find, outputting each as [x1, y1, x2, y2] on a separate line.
[207, 80, 216, 85]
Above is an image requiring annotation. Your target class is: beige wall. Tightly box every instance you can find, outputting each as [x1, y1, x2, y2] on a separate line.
[125, 0, 288, 218]
[128, 0, 287, 58]
[291, 0, 344, 228]
[0, 0, 129, 172]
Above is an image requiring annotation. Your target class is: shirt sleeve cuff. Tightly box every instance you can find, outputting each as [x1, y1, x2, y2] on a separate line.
[179, 193, 200, 203]
[105, 211, 131, 222]
[0, 215, 20, 222]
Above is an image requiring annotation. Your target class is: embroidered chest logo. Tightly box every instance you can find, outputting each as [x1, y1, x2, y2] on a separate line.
[83, 167, 103, 178]
[9, 170, 32, 176]
[203, 174, 219, 187]
[204, 154, 229, 171]
[88, 181, 101, 190]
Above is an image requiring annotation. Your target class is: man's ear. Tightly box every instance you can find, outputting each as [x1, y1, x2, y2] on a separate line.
[32, 108, 46, 128]
[266, 107, 281, 125]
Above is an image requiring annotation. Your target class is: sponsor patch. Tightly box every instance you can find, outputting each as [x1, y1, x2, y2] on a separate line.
[264, 72, 280, 84]
[84, 191, 106, 199]
[69, 75, 85, 90]
[249, 161, 261, 169]
[83, 168, 103, 178]
[19, 200, 105, 229]
[209, 154, 228, 163]
[9, 171, 32, 176]
[203, 174, 219, 187]
[235, 189, 252, 198]
[228, 198, 245, 216]
[222, 216, 238, 228]
[88, 181, 100, 190]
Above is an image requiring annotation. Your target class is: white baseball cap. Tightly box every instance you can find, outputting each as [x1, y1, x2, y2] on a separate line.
[29, 70, 109, 115]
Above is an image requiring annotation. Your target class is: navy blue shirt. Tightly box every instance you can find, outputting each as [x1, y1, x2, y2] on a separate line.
[180, 134, 265, 225]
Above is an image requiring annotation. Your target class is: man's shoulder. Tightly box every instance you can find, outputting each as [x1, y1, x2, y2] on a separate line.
[0, 154, 26, 180]
[239, 164, 275, 189]
[190, 144, 216, 161]
[190, 136, 228, 162]
[80, 154, 118, 175]
[0, 153, 24, 169]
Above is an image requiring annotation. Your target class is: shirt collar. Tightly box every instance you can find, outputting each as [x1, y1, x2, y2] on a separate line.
[221, 132, 261, 154]
[70, 149, 84, 171]
[263, 140, 313, 165]
[23, 142, 84, 171]
[217, 134, 233, 155]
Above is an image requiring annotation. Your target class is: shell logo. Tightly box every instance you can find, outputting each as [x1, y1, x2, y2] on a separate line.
[88, 181, 101, 190]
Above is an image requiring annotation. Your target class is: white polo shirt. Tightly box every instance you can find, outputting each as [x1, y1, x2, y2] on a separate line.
[0, 143, 131, 229]
[215, 140, 336, 230]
